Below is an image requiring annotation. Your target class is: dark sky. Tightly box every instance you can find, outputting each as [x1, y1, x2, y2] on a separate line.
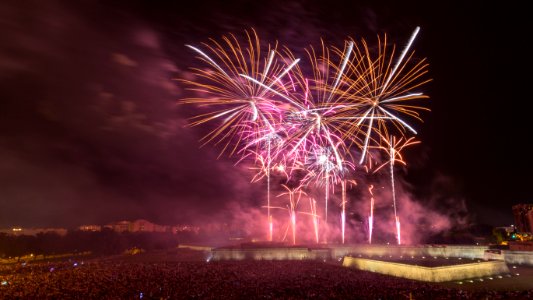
[0, 0, 529, 229]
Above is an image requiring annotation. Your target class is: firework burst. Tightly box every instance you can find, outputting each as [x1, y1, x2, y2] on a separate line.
[333, 27, 431, 165]
[180, 27, 430, 244]
[181, 29, 298, 156]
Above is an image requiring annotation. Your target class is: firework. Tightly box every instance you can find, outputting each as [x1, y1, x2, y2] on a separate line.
[181, 30, 286, 154]
[396, 216, 401, 245]
[308, 197, 320, 243]
[339, 179, 357, 244]
[334, 27, 430, 165]
[180, 27, 430, 244]
[368, 185, 375, 244]
[374, 135, 420, 244]
[278, 185, 306, 245]
[278, 40, 361, 231]
[341, 180, 346, 244]
[181, 29, 308, 241]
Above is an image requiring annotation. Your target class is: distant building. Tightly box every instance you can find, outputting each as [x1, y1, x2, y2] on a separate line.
[104, 219, 173, 233]
[131, 219, 169, 233]
[509, 241, 533, 251]
[172, 224, 200, 234]
[512, 204, 533, 233]
[78, 225, 102, 232]
[130, 219, 153, 232]
[104, 220, 131, 232]
[1, 220, 199, 235]
[0, 227, 67, 236]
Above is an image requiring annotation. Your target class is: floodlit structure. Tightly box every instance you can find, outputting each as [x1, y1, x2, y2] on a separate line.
[513, 204, 533, 233]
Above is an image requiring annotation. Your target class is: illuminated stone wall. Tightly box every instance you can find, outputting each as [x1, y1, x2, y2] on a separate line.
[480, 249, 533, 266]
[331, 245, 488, 259]
[501, 250, 533, 265]
[210, 244, 533, 265]
[211, 248, 331, 261]
[483, 250, 504, 261]
[342, 257, 509, 282]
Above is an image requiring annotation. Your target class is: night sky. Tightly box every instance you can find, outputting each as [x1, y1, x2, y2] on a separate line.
[0, 0, 529, 229]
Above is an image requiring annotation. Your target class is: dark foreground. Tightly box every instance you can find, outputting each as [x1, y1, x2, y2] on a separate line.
[1, 250, 532, 299]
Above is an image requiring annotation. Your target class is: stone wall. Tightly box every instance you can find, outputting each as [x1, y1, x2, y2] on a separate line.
[211, 247, 331, 261]
[342, 257, 509, 282]
[210, 244, 533, 265]
[331, 244, 489, 259]
[501, 250, 533, 265]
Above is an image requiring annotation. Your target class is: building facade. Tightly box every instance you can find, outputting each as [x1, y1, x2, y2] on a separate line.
[513, 204, 533, 233]
[0, 227, 67, 236]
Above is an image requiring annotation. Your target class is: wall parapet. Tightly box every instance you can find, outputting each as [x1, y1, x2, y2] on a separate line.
[342, 257, 509, 282]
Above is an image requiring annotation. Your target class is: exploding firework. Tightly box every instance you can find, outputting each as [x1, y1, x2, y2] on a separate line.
[334, 27, 430, 165]
[180, 27, 430, 244]
[276, 40, 364, 241]
[181, 29, 305, 241]
[181, 29, 298, 156]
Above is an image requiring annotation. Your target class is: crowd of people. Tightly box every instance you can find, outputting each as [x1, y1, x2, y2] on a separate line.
[1, 254, 532, 299]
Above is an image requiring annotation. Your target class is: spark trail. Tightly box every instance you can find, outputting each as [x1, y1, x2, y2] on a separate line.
[368, 185, 375, 244]
[341, 180, 346, 244]
[374, 136, 419, 245]
[389, 141, 401, 244]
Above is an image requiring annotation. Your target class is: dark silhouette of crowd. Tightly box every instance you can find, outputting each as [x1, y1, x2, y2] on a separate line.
[2, 257, 532, 299]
